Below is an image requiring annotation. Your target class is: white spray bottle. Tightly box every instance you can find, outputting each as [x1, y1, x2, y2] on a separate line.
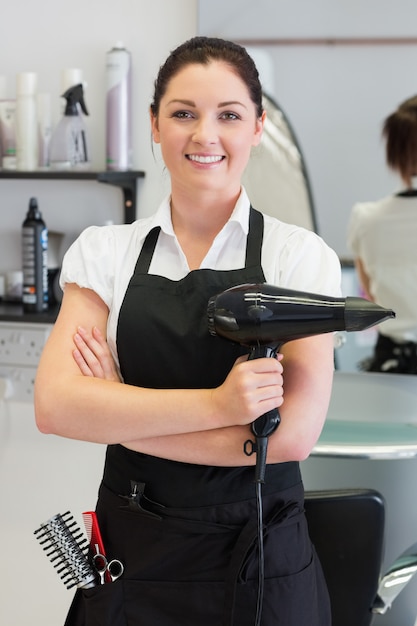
[49, 83, 90, 169]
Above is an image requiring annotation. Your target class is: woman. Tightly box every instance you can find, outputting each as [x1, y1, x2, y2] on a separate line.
[348, 95, 417, 374]
[35, 37, 341, 625]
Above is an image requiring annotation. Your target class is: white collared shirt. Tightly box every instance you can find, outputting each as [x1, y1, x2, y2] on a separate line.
[61, 187, 341, 364]
[348, 193, 417, 341]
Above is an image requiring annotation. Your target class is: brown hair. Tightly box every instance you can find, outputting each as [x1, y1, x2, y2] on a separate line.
[383, 95, 417, 187]
[151, 36, 264, 119]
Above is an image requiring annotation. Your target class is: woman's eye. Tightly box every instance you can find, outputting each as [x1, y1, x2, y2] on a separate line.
[172, 110, 193, 119]
[220, 111, 240, 121]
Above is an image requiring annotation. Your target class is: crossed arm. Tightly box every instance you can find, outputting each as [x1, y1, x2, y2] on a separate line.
[34, 283, 334, 466]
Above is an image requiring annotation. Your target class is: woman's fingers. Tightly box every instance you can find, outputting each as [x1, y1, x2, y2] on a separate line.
[213, 356, 284, 427]
[73, 326, 121, 381]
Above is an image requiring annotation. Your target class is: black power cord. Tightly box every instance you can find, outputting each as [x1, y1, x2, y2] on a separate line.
[244, 407, 280, 626]
[254, 481, 265, 626]
[243, 344, 281, 625]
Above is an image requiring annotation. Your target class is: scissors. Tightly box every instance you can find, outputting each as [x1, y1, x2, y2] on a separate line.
[92, 545, 124, 584]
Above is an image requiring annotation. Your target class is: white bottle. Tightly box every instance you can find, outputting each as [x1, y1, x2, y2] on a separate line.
[105, 42, 132, 171]
[16, 72, 38, 171]
[61, 68, 83, 94]
[37, 93, 52, 168]
[49, 83, 90, 169]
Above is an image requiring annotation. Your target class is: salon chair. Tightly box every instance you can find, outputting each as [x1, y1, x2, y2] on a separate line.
[304, 488, 417, 626]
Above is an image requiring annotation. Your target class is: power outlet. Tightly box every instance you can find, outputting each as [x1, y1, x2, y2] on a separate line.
[0, 365, 38, 401]
[0, 322, 51, 366]
[0, 322, 52, 402]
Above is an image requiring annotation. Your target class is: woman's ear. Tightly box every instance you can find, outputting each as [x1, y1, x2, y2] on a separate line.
[150, 107, 160, 144]
[252, 110, 266, 147]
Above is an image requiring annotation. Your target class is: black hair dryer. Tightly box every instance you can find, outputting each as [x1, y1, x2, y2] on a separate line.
[207, 283, 395, 483]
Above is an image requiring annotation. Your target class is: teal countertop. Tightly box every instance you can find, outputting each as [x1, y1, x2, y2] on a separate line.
[313, 419, 417, 459]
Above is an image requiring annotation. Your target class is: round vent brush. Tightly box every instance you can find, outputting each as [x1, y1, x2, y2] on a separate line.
[34, 510, 97, 589]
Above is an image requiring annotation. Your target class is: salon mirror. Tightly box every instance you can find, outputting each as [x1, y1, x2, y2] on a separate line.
[244, 92, 317, 232]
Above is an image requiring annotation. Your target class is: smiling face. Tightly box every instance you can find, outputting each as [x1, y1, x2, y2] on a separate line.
[151, 61, 265, 199]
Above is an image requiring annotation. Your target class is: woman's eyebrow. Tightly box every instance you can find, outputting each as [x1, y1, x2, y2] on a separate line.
[166, 98, 247, 109]
[167, 99, 195, 106]
[218, 100, 247, 109]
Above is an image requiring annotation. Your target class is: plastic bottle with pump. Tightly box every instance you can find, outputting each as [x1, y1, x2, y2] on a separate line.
[49, 83, 90, 169]
[22, 197, 48, 312]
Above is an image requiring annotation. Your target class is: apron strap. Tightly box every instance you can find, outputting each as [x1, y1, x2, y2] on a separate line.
[222, 499, 301, 626]
[245, 208, 264, 268]
[222, 517, 259, 626]
[135, 226, 161, 274]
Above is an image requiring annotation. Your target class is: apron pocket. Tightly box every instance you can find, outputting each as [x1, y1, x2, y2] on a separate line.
[235, 551, 330, 626]
[81, 581, 126, 626]
[123, 579, 225, 626]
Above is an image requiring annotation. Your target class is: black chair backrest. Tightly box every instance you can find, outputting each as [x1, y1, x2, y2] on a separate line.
[305, 488, 385, 626]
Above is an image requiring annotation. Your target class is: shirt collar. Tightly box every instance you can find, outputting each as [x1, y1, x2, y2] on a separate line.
[147, 186, 252, 237]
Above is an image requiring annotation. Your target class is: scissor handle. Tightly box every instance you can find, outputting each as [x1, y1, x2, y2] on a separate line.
[107, 559, 124, 581]
[92, 551, 107, 572]
[92, 552, 124, 583]
[92, 552, 108, 584]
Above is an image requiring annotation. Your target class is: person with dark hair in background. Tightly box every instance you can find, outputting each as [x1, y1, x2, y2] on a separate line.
[35, 36, 341, 625]
[348, 95, 417, 374]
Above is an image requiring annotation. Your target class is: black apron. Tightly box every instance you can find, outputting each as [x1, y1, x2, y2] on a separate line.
[64, 208, 330, 626]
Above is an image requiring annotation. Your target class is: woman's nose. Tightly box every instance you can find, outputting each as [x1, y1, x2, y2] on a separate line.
[192, 117, 218, 144]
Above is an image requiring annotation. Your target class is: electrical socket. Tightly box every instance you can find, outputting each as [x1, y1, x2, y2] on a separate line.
[0, 322, 52, 366]
[0, 375, 13, 400]
[0, 322, 52, 402]
[0, 366, 37, 402]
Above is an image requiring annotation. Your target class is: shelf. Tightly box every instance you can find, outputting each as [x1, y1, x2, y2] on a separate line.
[0, 169, 145, 224]
[0, 169, 146, 324]
[0, 301, 60, 324]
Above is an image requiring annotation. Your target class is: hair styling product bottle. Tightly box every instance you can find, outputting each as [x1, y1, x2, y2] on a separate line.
[37, 93, 52, 168]
[105, 42, 132, 171]
[22, 197, 48, 312]
[16, 72, 38, 171]
[49, 83, 90, 169]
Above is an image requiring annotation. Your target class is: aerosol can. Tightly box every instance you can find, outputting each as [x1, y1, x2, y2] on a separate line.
[49, 83, 90, 169]
[105, 42, 132, 170]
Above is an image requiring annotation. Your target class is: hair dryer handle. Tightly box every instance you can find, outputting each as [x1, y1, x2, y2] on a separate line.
[251, 408, 281, 438]
[246, 344, 282, 483]
[248, 343, 282, 438]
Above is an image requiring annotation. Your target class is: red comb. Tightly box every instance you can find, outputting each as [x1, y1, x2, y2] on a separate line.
[83, 511, 111, 583]
[82, 511, 106, 555]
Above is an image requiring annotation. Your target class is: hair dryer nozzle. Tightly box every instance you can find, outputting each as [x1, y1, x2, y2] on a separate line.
[208, 283, 395, 347]
[344, 297, 395, 331]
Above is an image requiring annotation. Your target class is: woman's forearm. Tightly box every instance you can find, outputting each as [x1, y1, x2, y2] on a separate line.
[35, 286, 284, 445]
[125, 424, 255, 466]
[123, 334, 335, 467]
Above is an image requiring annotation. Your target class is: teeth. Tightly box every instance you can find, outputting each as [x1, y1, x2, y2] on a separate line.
[188, 155, 223, 164]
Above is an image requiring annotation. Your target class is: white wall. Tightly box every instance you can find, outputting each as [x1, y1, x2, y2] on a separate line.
[198, 0, 417, 257]
[0, 0, 197, 273]
[4, 1, 414, 266]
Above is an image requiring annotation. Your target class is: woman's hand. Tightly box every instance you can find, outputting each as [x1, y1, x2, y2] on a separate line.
[73, 325, 121, 382]
[211, 354, 284, 427]
[72, 326, 283, 428]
